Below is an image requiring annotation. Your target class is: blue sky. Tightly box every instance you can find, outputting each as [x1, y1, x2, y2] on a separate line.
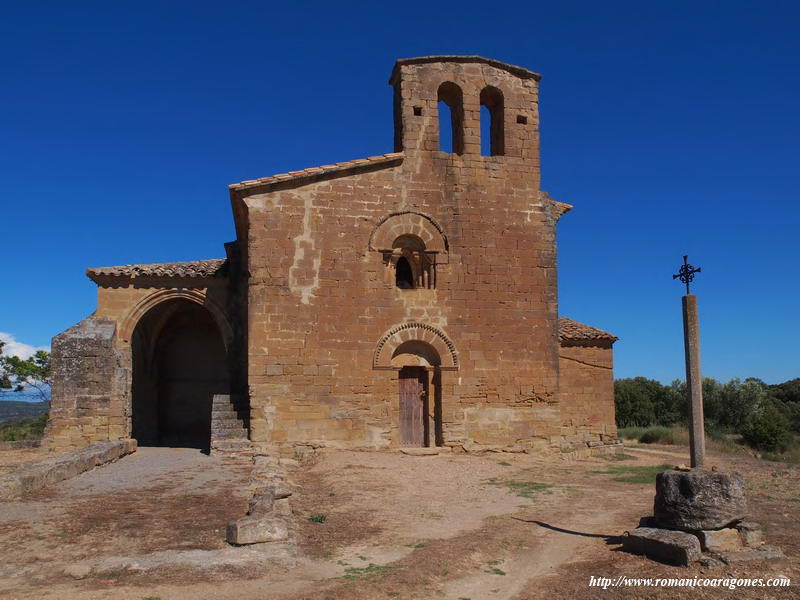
[1, 1, 798, 384]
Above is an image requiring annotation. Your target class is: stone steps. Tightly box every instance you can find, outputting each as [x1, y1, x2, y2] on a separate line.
[210, 394, 250, 452]
[211, 438, 256, 456]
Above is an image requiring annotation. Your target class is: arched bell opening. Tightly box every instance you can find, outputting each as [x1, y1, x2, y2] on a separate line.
[131, 299, 229, 451]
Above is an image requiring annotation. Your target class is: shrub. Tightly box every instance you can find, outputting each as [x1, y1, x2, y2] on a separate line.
[639, 426, 673, 444]
[0, 413, 48, 441]
[617, 427, 646, 441]
[742, 403, 793, 453]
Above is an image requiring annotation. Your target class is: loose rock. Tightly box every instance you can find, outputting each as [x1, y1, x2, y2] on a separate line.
[698, 528, 742, 553]
[63, 564, 92, 579]
[736, 521, 764, 548]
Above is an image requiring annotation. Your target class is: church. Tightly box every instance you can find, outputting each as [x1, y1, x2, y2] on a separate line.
[45, 56, 619, 456]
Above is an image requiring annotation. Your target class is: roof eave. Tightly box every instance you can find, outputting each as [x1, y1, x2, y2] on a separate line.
[390, 55, 542, 85]
[229, 153, 403, 195]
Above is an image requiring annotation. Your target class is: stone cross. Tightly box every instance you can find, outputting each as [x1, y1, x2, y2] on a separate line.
[673, 256, 705, 468]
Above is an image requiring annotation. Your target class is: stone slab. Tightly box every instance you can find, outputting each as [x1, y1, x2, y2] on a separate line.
[718, 546, 785, 564]
[623, 527, 702, 566]
[400, 447, 439, 456]
[0, 439, 137, 500]
[227, 516, 289, 545]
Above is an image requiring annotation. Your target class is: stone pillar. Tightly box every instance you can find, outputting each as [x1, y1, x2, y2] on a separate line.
[682, 294, 705, 468]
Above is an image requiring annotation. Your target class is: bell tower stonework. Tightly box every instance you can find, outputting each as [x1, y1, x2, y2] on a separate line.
[46, 56, 619, 456]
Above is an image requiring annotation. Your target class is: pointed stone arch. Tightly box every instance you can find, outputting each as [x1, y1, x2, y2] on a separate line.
[373, 322, 459, 370]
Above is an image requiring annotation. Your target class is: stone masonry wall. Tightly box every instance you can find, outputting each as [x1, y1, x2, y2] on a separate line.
[45, 317, 124, 449]
[45, 279, 233, 449]
[558, 341, 618, 452]
[234, 58, 565, 453]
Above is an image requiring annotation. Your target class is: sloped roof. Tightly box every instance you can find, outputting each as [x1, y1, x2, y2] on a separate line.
[558, 317, 617, 342]
[87, 259, 227, 282]
[229, 153, 404, 192]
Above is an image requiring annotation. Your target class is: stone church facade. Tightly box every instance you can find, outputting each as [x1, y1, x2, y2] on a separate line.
[45, 56, 618, 455]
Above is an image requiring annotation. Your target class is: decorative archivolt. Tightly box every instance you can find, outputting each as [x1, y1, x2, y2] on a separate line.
[373, 322, 459, 371]
[368, 211, 448, 255]
[119, 288, 233, 350]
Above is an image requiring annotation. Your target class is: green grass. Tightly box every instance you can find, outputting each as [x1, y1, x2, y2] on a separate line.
[591, 464, 673, 484]
[342, 563, 394, 580]
[99, 570, 124, 580]
[617, 426, 646, 441]
[499, 480, 553, 499]
[762, 444, 800, 465]
[0, 413, 47, 441]
[621, 425, 800, 463]
[618, 425, 689, 445]
[308, 513, 327, 523]
[604, 452, 637, 461]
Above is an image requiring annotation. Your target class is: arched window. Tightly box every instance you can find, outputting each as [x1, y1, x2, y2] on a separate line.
[391, 234, 435, 290]
[395, 256, 414, 289]
[437, 82, 464, 155]
[371, 212, 447, 290]
[480, 86, 504, 156]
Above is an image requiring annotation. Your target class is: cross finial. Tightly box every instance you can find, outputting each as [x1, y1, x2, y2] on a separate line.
[673, 255, 701, 295]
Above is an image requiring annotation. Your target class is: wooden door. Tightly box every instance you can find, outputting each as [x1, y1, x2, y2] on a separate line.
[399, 367, 428, 446]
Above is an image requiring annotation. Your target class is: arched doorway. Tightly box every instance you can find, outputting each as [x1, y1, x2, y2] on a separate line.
[392, 340, 443, 447]
[131, 299, 229, 450]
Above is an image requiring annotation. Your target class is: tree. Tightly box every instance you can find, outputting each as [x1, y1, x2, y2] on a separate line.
[0, 341, 10, 390]
[615, 378, 658, 427]
[0, 344, 51, 404]
[770, 378, 800, 405]
[718, 378, 763, 431]
[741, 400, 793, 453]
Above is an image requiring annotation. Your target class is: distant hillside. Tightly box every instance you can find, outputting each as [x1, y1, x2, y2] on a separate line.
[0, 400, 49, 425]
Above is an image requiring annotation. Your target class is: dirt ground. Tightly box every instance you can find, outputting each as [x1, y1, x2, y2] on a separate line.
[0, 446, 72, 476]
[0, 444, 798, 600]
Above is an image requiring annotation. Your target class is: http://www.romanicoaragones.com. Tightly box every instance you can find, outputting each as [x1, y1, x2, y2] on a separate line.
[588, 575, 791, 590]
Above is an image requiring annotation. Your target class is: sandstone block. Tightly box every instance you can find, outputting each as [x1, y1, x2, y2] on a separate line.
[273, 497, 292, 516]
[698, 528, 742, 552]
[0, 440, 135, 500]
[63, 563, 92, 579]
[623, 527, 702, 566]
[248, 490, 274, 516]
[718, 546, 785, 564]
[400, 447, 439, 456]
[226, 516, 289, 545]
[654, 470, 746, 530]
[736, 521, 764, 547]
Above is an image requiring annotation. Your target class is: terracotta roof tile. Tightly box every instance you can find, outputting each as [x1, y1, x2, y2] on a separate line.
[229, 152, 404, 191]
[87, 259, 227, 281]
[558, 317, 617, 342]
